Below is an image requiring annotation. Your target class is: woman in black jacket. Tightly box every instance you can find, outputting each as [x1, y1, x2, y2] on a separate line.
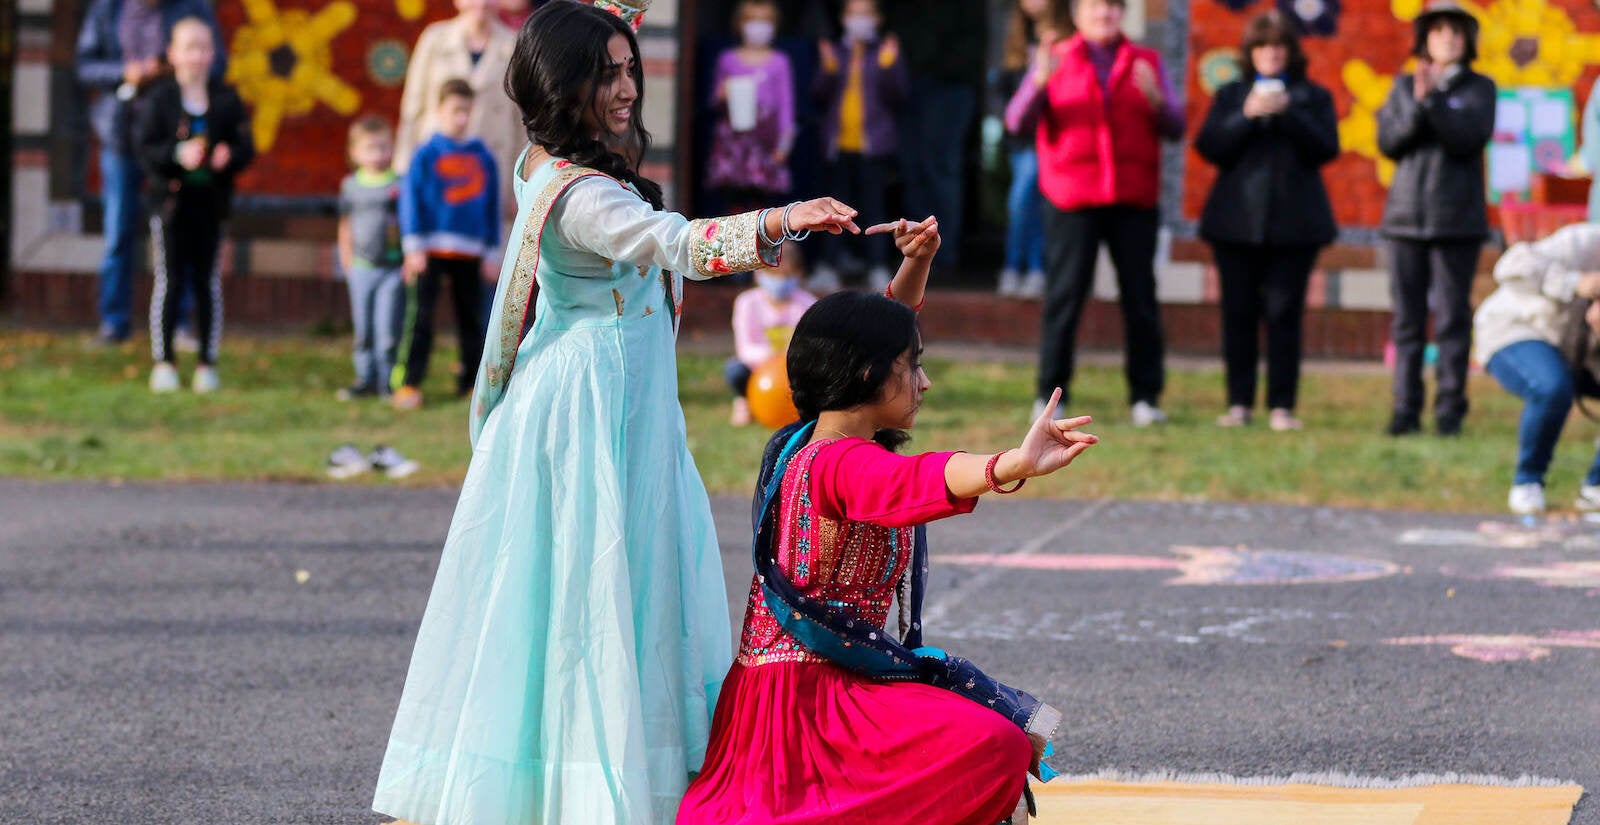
[1195, 11, 1338, 431]
[1375, 0, 1495, 436]
[133, 17, 254, 394]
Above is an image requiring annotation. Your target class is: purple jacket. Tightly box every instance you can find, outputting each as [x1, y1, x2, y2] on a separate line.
[814, 36, 908, 159]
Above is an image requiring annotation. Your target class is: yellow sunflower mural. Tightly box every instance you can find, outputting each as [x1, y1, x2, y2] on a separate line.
[227, 0, 362, 152]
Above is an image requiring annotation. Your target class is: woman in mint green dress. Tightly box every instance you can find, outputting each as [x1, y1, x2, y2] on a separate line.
[371, 3, 862, 824]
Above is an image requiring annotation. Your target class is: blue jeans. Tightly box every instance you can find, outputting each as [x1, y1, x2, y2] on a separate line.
[725, 358, 753, 397]
[1004, 147, 1044, 273]
[1485, 339, 1600, 486]
[97, 148, 144, 337]
[899, 79, 975, 268]
[347, 264, 404, 392]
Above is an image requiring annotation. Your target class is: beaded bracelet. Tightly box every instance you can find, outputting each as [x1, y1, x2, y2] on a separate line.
[780, 202, 812, 242]
[985, 451, 1026, 494]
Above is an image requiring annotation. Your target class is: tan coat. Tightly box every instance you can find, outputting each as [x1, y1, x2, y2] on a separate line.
[395, 16, 526, 222]
[1473, 223, 1600, 365]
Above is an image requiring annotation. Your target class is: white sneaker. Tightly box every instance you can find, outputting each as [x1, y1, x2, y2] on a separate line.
[997, 268, 1021, 297]
[1509, 482, 1546, 515]
[1575, 484, 1600, 511]
[150, 362, 180, 393]
[867, 265, 893, 293]
[1131, 400, 1167, 428]
[1031, 398, 1064, 421]
[192, 365, 220, 394]
[806, 264, 842, 293]
[1016, 270, 1047, 300]
[326, 444, 370, 479]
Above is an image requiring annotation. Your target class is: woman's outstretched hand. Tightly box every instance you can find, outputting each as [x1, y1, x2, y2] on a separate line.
[783, 198, 861, 235]
[1013, 388, 1098, 478]
[865, 216, 940, 262]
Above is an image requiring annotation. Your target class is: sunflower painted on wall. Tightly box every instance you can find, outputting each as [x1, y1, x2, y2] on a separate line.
[227, 0, 363, 152]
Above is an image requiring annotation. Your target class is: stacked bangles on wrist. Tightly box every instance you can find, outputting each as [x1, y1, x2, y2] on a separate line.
[758, 202, 813, 247]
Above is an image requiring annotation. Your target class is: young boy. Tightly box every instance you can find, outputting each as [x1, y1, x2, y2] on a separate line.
[811, 0, 906, 292]
[133, 15, 254, 393]
[337, 116, 405, 401]
[395, 78, 501, 410]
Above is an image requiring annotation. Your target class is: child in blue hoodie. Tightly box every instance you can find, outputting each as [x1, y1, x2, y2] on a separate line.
[395, 78, 500, 410]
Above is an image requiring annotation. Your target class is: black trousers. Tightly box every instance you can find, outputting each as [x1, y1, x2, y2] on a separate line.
[148, 196, 223, 366]
[1387, 238, 1480, 422]
[397, 255, 485, 395]
[1211, 242, 1320, 411]
[821, 152, 892, 271]
[1039, 203, 1165, 405]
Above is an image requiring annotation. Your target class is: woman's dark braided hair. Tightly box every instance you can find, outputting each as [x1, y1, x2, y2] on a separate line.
[504, 0, 664, 209]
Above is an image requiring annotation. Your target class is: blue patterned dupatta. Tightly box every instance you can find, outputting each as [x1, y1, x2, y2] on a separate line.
[750, 422, 1063, 790]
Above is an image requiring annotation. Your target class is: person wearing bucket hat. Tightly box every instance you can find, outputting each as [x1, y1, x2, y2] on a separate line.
[1376, 0, 1496, 437]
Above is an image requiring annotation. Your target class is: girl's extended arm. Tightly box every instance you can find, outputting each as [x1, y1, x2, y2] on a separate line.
[865, 216, 938, 309]
[944, 388, 1098, 498]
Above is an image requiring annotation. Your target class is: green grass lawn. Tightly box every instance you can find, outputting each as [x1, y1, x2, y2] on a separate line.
[2, 326, 1595, 513]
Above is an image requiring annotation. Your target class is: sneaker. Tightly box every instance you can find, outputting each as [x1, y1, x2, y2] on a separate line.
[867, 265, 893, 293]
[326, 443, 371, 479]
[336, 384, 378, 402]
[806, 264, 842, 293]
[1386, 412, 1420, 436]
[1436, 415, 1463, 437]
[1508, 482, 1546, 516]
[1031, 397, 1070, 421]
[1269, 407, 1303, 432]
[1016, 270, 1047, 301]
[997, 268, 1021, 297]
[1575, 484, 1600, 511]
[1131, 400, 1167, 428]
[1217, 405, 1251, 427]
[174, 327, 200, 354]
[391, 386, 423, 411]
[149, 362, 180, 393]
[191, 365, 219, 394]
[369, 444, 420, 479]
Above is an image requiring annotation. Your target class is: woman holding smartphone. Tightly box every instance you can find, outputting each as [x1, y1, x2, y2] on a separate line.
[1194, 11, 1338, 431]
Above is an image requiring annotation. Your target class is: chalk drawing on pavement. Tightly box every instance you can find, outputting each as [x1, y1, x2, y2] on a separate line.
[1383, 631, 1600, 662]
[1488, 560, 1600, 594]
[1398, 521, 1600, 551]
[940, 545, 1399, 586]
[938, 606, 1342, 645]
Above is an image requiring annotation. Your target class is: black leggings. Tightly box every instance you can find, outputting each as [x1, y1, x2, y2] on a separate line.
[148, 198, 223, 365]
[1212, 242, 1319, 411]
[396, 255, 486, 395]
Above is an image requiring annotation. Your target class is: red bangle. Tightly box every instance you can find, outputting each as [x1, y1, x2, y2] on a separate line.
[882, 283, 926, 313]
[985, 451, 1025, 494]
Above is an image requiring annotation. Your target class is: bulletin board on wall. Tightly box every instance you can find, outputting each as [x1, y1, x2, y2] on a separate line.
[1488, 87, 1575, 204]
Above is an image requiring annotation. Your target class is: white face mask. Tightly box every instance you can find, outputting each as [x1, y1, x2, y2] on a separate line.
[843, 15, 878, 42]
[742, 19, 776, 47]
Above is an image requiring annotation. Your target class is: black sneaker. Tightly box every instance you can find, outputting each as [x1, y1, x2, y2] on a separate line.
[336, 383, 378, 402]
[1437, 415, 1463, 437]
[1386, 412, 1421, 436]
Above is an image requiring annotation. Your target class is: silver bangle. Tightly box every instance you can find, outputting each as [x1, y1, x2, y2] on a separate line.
[780, 201, 811, 242]
[757, 207, 783, 247]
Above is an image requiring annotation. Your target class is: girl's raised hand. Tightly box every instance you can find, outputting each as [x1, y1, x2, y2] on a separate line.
[864, 216, 940, 262]
[1015, 388, 1098, 477]
[786, 198, 861, 235]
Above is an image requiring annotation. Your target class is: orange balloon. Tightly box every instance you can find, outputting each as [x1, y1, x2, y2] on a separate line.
[747, 354, 800, 430]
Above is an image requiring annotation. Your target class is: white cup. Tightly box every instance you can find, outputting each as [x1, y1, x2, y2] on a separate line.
[726, 75, 758, 132]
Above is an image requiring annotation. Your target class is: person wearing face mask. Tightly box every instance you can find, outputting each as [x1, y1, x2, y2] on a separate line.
[727, 250, 818, 426]
[810, 0, 908, 292]
[1376, 0, 1495, 437]
[707, 0, 797, 222]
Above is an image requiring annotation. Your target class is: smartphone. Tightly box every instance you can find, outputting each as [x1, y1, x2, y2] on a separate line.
[1252, 77, 1286, 96]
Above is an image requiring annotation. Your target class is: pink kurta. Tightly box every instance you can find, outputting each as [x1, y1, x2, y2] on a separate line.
[677, 438, 1031, 825]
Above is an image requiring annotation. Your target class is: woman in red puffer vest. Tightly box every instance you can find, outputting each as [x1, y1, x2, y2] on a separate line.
[1005, 0, 1183, 428]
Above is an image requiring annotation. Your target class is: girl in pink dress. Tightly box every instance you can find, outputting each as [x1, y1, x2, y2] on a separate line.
[678, 218, 1098, 825]
[705, 0, 795, 208]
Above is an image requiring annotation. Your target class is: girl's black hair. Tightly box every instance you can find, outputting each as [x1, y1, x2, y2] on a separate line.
[504, 0, 664, 209]
[787, 291, 920, 451]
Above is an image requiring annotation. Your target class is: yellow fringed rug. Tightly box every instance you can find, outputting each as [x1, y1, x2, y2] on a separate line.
[1031, 776, 1585, 825]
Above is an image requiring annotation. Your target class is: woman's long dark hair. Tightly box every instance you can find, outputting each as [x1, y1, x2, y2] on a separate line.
[505, 1, 664, 209]
[1237, 10, 1309, 79]
[787, 291, 920, 451]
